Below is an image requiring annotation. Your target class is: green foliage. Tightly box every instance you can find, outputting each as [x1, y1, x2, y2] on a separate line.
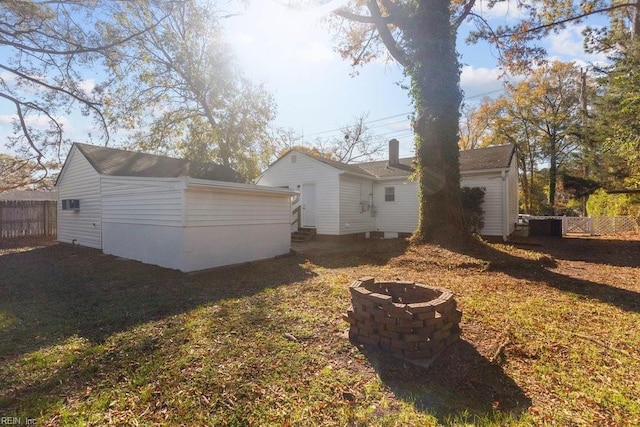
[104, 1, 277, 180]
[460, 186, 485, 234]
[592, 40, 640, 187]
[587, 189, 640, 219]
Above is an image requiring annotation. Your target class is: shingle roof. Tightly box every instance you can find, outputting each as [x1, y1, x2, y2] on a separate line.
[357, 157, 414, 179]
[292, 151, 374, 177]
[459, 144, 515, 172]
[293, 144, 514, 179]
[74, 143, 245, 183]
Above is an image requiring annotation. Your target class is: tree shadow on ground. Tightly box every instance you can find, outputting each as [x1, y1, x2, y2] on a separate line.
[359, 339, 531, 424]
[509, 235, 640, 269]
[0, 242, 316, 360]
[452, 236, 640, 314]
[294, 239, 410, 269]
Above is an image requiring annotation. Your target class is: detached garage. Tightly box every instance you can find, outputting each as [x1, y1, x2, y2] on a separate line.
[56, 143, 294, 272]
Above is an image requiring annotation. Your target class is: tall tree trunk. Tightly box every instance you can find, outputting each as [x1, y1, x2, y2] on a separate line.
[408, 0, 465, 241]
[549, 142, 557, 213]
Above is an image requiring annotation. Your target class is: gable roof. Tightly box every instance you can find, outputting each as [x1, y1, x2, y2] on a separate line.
[459, 144, 515, 172]
[67, 143, 245, 183]
[278, 144, 514, 180]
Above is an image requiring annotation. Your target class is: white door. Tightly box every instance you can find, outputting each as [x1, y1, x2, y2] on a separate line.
[302, 184, 316, 228]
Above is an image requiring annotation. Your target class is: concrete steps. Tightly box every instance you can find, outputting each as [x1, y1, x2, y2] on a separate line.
[291, 227, 316, 243]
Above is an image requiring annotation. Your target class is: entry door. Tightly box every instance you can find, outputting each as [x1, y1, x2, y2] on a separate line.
[302, 184, 316, 228]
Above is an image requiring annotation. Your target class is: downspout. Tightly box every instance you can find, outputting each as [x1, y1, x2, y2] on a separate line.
[502, 170, 508, 242]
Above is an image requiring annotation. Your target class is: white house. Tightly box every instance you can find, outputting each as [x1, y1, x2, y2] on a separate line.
[256, 141, 518, 241]
[56, 143, 295, 272]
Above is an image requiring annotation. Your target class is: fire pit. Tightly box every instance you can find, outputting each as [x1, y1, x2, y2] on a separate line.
[344, 277, 462, 362]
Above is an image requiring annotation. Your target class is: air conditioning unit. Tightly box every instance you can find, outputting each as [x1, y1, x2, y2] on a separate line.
[62, 199, 80, 211]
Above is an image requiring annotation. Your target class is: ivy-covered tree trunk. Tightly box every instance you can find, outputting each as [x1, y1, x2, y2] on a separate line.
[407, 0, 465, 240]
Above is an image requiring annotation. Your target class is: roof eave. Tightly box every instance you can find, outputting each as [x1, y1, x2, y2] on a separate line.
[187, 178, 297, 196]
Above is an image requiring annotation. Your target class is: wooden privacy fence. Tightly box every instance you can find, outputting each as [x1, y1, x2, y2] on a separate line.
[0, 200, 57, 238]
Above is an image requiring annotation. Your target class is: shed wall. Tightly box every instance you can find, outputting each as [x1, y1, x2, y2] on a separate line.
[100, 176, 186, 269]
[102, 223, 185, 271]
[101, 177, 185, 226]
[183, 188, 291, 271]
[57, 148, 102, 248]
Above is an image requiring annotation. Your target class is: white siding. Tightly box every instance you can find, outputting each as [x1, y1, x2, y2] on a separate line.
[462, 173, 503, 236]
[183, 223, 291, 271]
[56, 148, 102, 249]
[339, 175, 376, 234]
[372, 180, 419, 234]
[101, 176, 185, 226]
[99, 176, 186, 269]
[102, 223, 185, 271]
[185, 188, 290, 226]
[507, 161, 519, 235]
[183, 187, 292, 271]
[257, 151, 341, 235]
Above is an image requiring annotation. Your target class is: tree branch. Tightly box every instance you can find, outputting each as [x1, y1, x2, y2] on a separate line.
[454, 0, 477, 29]
[498, 3, 637, 38]
[0, 92, 49, 181]
[365, 0, 409, 67]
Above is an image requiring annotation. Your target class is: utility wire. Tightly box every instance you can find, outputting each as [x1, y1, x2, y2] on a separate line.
[304, 88, 504, 139]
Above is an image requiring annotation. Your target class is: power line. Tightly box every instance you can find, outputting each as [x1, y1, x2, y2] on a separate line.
[303, 88, 504, 139]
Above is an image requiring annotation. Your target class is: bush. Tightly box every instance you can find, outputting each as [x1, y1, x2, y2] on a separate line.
[587, 189, 640, 219]
[461, 186, 486, 234]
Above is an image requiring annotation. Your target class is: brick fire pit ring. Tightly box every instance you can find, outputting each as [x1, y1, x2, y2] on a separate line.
[344, 277, 462, 364]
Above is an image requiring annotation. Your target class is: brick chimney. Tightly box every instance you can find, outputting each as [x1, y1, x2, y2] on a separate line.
[388, 139, 399, 167]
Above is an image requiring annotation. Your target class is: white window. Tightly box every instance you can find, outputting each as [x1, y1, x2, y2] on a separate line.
[384, 187, 395, 202]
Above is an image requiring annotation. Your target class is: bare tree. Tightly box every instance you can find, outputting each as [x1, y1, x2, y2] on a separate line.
[0, 0, 172, 186]
[313, 113, 385, 163]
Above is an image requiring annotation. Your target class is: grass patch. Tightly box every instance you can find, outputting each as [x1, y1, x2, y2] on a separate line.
[0, 235, 639, 425]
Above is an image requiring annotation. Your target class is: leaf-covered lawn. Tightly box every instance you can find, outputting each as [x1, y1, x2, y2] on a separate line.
[1, 234, 638, 426]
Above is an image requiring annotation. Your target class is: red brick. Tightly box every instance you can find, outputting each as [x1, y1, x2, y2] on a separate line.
[417, 340, 435, 351]
[391, 339, 415, 351]
[397, 318, 426, 328]
[378, 329, 401, 340]
[385, 324, 413, 334]
[380, 337, 392, 349]
[368, 292, 393, 305]
[357, 277, 375, 286]
[411, 326, 435, 337]
[432, 329, 449, 342]
[350, 286, 371, 297]
[407, 301, 436, 314]
[403, 333, 429, 343]
[357, 335, 380, 346]
[425, 314, 444, 326]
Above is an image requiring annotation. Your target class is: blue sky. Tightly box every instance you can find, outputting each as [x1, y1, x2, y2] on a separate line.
[223, 0, 607, 158]
[0, 0, 608, 162]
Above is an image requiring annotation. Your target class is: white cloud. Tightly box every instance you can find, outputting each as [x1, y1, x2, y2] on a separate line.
[473, 0, 526, 22]
[78, 79, 97, 94]
[546, 25, 609, 65]
[460, 65, 504, 100]
[0, 114, 14, 125]
[295, 42, 336, 63]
